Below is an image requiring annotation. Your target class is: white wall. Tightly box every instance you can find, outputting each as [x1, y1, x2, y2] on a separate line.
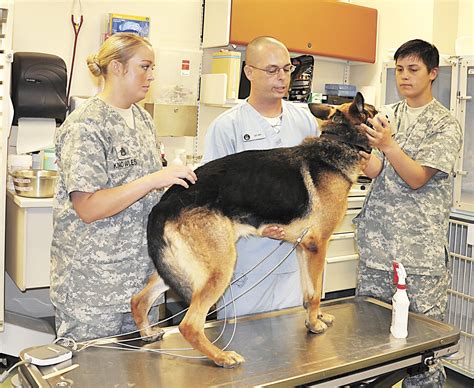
[12, 0, 203, 158]
[11, 0, 473, 152]
[12, 0, 202, 98]
[350, 0, 473, 107]
[350, 0, 435, 107]
[458, 0, 474, 37]
[433, 0, 459, 54]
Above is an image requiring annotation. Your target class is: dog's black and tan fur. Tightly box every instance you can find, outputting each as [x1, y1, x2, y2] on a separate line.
[131, 92, 376, 368]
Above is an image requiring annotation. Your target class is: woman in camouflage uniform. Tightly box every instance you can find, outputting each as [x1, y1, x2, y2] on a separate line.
[50, 33, 197, 342]
[355, 39, 462, 387]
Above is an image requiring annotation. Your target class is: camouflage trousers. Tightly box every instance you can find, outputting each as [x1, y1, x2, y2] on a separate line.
[356, 260, 450, 387]
[55, 304, 162, 342]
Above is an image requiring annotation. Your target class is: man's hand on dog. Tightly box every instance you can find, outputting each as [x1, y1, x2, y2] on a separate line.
[152, 165, 197, 189]
[362, 113, 396, 153]
[262, 225, 286, 240]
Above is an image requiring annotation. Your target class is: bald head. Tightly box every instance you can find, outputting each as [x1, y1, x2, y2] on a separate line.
[244, 36, 292, 109]
[246, 36, 289, 66]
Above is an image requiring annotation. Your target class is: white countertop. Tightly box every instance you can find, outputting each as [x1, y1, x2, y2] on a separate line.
[7, 189, 54, 208]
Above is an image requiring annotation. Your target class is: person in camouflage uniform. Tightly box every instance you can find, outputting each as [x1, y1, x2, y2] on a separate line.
[354, 39, 462, 387]
[50, 33, 197, 342]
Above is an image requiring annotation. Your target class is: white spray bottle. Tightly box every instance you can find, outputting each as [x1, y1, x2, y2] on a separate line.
[390, 261, 410, 338]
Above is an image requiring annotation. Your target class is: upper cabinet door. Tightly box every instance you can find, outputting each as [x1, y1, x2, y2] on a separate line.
[202, 0, 232, 48]
[453, 57, 474, 212]
[228, 0, 378, 63]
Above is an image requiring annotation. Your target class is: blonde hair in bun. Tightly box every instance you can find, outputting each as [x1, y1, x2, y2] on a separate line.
[86, 54, 102, 76]
[86, 32, 152, 78]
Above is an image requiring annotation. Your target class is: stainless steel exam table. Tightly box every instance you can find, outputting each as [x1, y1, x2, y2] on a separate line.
[17, 297, 460, 387]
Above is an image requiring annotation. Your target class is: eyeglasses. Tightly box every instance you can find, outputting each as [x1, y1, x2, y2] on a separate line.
[247, 64, 296, 76]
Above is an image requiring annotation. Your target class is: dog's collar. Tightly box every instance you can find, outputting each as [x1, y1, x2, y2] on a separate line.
[320, 131, 372, 154]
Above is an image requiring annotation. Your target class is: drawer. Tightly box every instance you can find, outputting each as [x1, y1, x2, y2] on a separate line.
[349, 183, 370, 197]
[347, 196, 365, 209]
[323, 254, 359, 294]
[327, 232, 358, 257]
[333, 209, 360, 234]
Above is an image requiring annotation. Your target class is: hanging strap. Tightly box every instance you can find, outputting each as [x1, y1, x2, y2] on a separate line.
[66, 0, 84, 110]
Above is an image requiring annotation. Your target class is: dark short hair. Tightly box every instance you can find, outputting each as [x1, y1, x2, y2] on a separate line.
[394, 39, 439, 72]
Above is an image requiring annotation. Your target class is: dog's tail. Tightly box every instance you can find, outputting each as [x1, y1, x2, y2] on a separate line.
[147, 204, 167, 269]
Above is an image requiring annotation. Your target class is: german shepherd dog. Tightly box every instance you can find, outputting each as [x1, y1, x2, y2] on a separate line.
[131, 92, 376, 368]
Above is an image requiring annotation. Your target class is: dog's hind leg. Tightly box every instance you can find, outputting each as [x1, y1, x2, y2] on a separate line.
[176, 219, 245, 368]
[298, 234, 335, 334]
[131, 271, 170, 341]
[180, 290, 245, 368]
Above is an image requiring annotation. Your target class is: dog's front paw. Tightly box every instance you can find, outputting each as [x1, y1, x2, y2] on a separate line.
[305, 318, 328, 334]
[214, 351, 245, 368]
[140, 327, 165, 342]
[318, 312, 335, 326]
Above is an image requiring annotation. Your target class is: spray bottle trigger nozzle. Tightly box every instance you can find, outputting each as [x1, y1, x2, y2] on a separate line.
[393, 261, 399, 284]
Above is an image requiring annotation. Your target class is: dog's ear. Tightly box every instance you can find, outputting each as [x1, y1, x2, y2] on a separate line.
[308, 103, 334, 120]
[349, 92, 365, 117]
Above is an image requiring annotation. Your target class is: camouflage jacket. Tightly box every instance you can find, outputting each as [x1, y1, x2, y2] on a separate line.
[50, 97, 162, 315]
[355, 99, 462, 275]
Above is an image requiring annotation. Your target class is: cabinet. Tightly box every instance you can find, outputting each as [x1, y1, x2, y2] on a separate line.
[229, 0, 377, 63]
[322, 184, 368, 297]
[446, 218, 473, 377]
[5, 191, 53, 291]
[453, 57, 474, 212]
[203, 0, 377, 63]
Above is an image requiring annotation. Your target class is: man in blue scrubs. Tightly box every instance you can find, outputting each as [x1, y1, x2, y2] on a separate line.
[203, 36, 318, 318]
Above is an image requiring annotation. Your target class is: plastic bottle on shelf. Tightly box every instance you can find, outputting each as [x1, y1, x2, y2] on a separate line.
[160, 143, 168, 167]
[390, 261, 410, 338]
[31, 151, 43, 169]
[171, 148, 185, 166]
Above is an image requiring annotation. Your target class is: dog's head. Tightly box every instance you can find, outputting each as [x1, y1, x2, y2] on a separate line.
[308, 92, 376, 153]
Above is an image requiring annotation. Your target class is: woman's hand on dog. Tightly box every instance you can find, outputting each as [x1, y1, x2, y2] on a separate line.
[150, 165, 197, 189]
[262, 225, 286, 240]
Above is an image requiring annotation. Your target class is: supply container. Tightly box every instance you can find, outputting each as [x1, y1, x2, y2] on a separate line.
[171, 148, 186, 166]
[43, 147, 57, 171]
[211, 51, 241, 100]
[7, 154, 32, 191]
[11, 169, 58, 198]
[31, 151, 43, 169]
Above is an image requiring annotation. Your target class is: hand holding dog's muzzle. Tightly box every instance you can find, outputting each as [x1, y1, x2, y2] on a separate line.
[363, 116, 395, 152]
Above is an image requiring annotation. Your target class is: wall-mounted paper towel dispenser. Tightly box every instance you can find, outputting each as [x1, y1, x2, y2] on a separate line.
[144, 103, 198, 137]
[11, 52, 67, 125]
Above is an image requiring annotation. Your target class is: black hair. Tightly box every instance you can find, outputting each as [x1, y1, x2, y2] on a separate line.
[394, 39, 439, 72]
